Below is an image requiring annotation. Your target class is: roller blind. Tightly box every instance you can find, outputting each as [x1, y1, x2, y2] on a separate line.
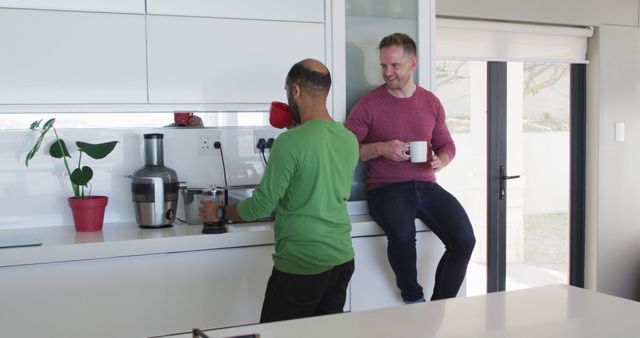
[436, 18, 594, 63]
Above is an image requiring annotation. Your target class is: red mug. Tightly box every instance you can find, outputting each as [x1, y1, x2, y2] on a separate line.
[269, 101, 293, 129]
[174, 112, 193, 127]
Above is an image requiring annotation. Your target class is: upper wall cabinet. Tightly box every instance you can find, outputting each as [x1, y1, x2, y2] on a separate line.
[0, 8, 147, 104]
[0, 0, 330, 110]
[0, 0, 145, 13]
[146, 0, 325, 22]
[146, 15, 325, 104]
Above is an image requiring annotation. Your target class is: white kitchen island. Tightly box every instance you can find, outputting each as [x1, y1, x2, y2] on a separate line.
[171, 284, 640, 338]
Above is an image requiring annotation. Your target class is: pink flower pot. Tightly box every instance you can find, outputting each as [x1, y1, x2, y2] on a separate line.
[68, 196, 108, 232]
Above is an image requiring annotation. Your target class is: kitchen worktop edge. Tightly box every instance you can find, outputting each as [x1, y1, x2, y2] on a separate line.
[0, 216, 430, 267]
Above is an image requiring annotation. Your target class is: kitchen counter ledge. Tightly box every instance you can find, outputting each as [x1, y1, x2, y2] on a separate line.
[0, 215, 430, 267]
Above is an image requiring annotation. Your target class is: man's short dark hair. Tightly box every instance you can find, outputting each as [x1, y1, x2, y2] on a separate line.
[286, 59, 331, 97]
[378, 32, 417, 57]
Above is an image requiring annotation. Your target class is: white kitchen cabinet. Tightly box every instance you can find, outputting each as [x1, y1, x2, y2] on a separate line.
[163, 245, 275, 332]
[0, 0, 335, 111]
[0, 8, 147, 104]
[0, 255, 168, 338]
[350, 231, 445, 311]
[147, 0, 325, 22]
[0, 244, 277, 338]
[0, 0, 145, 13]
[146, 15, 326, 104]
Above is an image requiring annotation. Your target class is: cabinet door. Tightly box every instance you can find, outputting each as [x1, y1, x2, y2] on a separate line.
[163, 245, 275, 331]
[0, 255, 167, 338]
[147, 0, 324, 22]
[147, 16, 325, 104]
[0, 9, 147, 104]
[0, 0, 145, 13]
[350, 231, 445, 311]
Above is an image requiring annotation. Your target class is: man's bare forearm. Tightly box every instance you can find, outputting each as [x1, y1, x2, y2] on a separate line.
[359, 143, 381, 162]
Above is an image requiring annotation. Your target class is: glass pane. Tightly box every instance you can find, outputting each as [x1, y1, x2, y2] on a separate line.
[345, 0, 418, 204]
[505, 62, 570, 290]
[345, 0, 418, 113]
[434, 60, 488, 296]
[0, 112, 270, 130]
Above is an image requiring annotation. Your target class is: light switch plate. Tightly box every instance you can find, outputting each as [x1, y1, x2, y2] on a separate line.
[615, 122, 625, 143]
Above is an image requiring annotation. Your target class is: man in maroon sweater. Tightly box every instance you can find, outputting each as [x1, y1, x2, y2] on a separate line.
[344, 33, 476, 302]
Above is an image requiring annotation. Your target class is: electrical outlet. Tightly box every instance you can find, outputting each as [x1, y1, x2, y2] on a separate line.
[197, 131, 222, 156]
[253, 129, 280, 154]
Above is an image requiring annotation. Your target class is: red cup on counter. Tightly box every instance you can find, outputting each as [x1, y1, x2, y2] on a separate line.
[269, 101, 293, 129]
[174, 112, 193, 127]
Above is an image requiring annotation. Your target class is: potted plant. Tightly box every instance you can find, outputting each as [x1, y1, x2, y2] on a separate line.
[24, 118, 118, 232]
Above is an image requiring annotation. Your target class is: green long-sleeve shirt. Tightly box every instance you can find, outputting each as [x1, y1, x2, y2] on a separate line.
[237, 120, 359, 275]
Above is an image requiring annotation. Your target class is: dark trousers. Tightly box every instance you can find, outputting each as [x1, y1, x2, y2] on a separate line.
[368, 181, 476, 301]
[259, 259, 355, 323]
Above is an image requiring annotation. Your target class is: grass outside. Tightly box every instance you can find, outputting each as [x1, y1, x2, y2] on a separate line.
[523, 212, 569, 274]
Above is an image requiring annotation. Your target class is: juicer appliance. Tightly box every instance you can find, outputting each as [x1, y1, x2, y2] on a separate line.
[130, 133, 180, 228]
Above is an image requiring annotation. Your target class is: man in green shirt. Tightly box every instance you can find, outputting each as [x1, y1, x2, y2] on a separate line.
[200, 58, 359, 323]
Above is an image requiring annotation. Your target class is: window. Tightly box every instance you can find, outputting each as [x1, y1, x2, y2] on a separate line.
[0, 112, 270, 130]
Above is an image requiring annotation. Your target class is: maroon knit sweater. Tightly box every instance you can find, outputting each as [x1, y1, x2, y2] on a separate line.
[344, 85, 455, 190]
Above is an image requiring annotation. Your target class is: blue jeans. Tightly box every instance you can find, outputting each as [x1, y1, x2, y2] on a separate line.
[368, 181, 476, 301]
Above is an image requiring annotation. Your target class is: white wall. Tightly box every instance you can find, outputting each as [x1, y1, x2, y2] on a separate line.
[588, 25, 640, 300]
[524, 133, 570, 214]
[437, 0, 640, 300]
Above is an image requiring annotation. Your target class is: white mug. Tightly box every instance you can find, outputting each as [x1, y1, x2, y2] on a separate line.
[408, 141, 428, 163]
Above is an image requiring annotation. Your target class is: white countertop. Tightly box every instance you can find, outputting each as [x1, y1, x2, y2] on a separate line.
[170, 284, 640, 338]
[0, 215, 429, 267]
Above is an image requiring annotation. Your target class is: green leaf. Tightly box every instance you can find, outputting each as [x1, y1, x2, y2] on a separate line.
[41, 118, 55, 132]
[77, 141, 118, 159]
[49, 139, 71, 158]
[70, 166, 93, 186]
[25, 143, 40, 167]
[29, 119, 43, 130]
[24, 118, 56, 167]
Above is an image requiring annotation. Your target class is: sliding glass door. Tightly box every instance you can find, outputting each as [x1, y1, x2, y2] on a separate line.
[435, 60, 585, 295]
[503, 62, 572, 291]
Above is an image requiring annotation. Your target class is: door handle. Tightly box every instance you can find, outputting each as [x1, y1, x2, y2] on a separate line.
[499, 165, 520, 200]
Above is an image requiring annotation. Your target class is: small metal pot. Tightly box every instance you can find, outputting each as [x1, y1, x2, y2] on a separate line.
[181, 187, 224, 225]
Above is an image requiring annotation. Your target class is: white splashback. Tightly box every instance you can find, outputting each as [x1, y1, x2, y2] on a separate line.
[0, 127, 282, 229]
